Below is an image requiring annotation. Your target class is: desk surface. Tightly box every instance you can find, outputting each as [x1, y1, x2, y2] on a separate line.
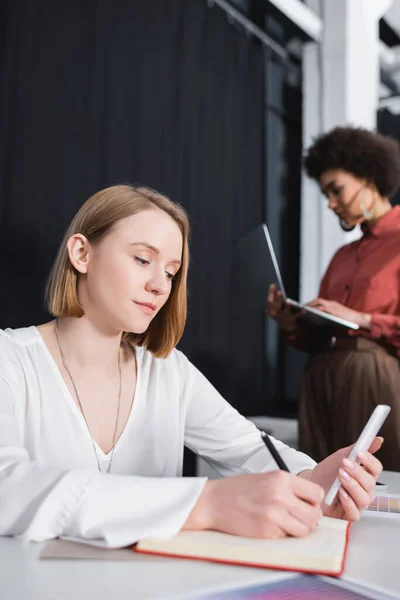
[1, 471, 399, 600]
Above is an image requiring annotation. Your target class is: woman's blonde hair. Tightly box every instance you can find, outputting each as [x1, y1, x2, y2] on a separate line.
[46, 184, 189, 358]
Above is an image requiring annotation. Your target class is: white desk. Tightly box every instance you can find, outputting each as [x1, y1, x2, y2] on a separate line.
[0, 471, 399, 600]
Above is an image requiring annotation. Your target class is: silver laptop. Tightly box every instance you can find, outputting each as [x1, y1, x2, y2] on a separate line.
[237, 223, 359, 330]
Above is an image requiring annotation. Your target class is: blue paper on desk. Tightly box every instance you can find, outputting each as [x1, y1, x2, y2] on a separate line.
[193, 575, 396, 600]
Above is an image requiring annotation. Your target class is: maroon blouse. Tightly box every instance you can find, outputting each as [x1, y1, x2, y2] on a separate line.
[288, 206, 400, 355]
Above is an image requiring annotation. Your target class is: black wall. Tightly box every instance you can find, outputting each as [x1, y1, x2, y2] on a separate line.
[0, 0, 269, 415]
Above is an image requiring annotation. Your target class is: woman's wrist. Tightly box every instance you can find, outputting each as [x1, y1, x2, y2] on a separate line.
[278, 318, 299, 334]
[358, 313, 372, 330]
[297, 469, 313, 481]
[181, 480, 216, 532]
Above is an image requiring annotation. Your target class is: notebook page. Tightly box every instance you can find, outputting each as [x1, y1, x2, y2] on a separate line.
[136, 517, 349, 573]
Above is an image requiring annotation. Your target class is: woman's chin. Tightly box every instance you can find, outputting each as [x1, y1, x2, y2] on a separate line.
[339, 217, 356, 232]
[124, 318, 153, 335]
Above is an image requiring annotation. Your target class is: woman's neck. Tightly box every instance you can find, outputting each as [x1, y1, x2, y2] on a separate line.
[55, 316, 123, 371]
[366, 198, 392, 227]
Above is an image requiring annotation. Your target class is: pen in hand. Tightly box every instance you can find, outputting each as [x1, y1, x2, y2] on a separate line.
[261, 431, 322, 529]
[260, 431, 290, 472]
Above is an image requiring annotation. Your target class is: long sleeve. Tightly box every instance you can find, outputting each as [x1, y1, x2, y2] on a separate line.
[309, 219, 400, 355]
[281, 237, 400, 353]
[183, 359, 316, 476]
[0, 327, 316, 549]
[367, 313, 400, 348]
[0, 375, 206, 547]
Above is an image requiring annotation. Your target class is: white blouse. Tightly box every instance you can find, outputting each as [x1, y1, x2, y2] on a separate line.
[0, 326, 315, 548]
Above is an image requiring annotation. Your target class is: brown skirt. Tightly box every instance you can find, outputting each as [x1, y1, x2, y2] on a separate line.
[298, 337, 400, 471]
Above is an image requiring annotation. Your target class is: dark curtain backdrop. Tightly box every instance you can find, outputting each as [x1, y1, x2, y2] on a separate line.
[0, 0, 266, 415]
[378, 108, 400, 206]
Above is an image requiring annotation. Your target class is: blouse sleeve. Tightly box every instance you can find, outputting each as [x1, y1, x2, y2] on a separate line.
[0, 359, 206, 548]
[183, 357, 316, 476]
[367, 313, 400, 348]
[319, 245, 400, 349]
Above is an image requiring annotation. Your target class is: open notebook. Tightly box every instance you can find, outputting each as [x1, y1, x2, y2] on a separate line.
[135, 516, 350, 577]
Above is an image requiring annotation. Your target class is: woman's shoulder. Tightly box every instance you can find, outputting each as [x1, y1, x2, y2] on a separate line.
[328, 240, 358, 265]
[0, 326, 44, 370]
[0, 326, 42, 353]
[139, 345, 191, 374]
[0, 325, 40, 348]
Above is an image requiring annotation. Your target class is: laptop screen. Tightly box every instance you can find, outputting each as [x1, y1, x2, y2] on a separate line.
[237, 223, 287, 310]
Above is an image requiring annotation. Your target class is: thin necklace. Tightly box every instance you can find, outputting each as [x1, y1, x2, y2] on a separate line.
[55, 318, 122, 474]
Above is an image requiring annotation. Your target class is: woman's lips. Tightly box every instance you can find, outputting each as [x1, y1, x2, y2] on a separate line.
[133, 301, 156, 315]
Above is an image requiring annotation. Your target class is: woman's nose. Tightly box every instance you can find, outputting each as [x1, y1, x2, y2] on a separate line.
[145, 272, 169, 296]
[327, 195, 338, 210]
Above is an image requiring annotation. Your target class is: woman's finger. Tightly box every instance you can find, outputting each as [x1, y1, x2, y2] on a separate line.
[338, 467, 371, 511]
[275, 510, 315, 538]
[282, 303, 293, 315]
[272, 291, 284, 312]
[339, 437, 383, 464]
[338, 487, 360, 521]
[357, 451, 383, 478]
[267, 284, 279, 315]
[266, 285, 275, 313]
[367, 436, 384, 456]
[306, 297, 322, 308]
[342, 459, 377, 503]
[267, 283, 276, 304]
[289, 497, 323, 532]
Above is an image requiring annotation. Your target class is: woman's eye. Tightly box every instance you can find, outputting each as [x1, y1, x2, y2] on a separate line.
[166, 272, 175, 281]
[134, 256, 150, 266]
[333, 186, 343, 197]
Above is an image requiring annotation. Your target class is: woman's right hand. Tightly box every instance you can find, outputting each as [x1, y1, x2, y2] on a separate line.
[183, 471, 324, 539]
[266, 284, 302, 333]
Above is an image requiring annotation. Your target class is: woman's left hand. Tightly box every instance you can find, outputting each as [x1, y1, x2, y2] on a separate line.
[306, 298, 371, 329]
[299, 437, 383, 521]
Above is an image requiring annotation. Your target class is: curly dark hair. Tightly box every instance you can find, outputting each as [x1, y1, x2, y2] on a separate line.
[304, 127, 400, 198]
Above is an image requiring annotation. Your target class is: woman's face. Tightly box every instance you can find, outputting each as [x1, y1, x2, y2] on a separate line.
[69, 208, 183, 334]
[319, 169, 374, 227]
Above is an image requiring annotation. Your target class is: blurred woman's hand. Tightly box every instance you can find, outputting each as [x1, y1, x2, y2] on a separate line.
[307, 298, 371, 329]
[266, 284, 303, 333]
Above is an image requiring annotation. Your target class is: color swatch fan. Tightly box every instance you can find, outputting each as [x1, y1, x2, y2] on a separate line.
[365, 494, 400, 518]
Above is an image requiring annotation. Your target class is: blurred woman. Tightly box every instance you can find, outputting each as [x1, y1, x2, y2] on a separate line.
[267, 127, 400, 470]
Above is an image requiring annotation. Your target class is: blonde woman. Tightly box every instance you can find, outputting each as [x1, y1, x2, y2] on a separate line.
[0, 185, 381, 548]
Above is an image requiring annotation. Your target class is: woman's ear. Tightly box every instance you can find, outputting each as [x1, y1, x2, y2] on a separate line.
[367, 181, 379, 196]
[67, 234, 91, 274]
